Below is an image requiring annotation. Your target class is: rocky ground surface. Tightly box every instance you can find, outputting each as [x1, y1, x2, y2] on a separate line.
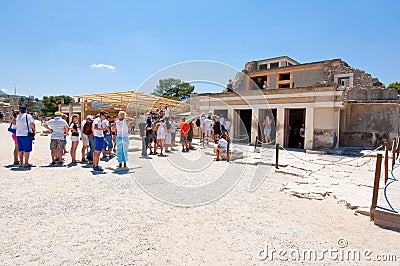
[0, 123, 399, 265]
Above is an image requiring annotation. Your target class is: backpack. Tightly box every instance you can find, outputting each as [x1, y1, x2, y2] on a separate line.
[195, 118, 201, 127]
[82, 120, 93, 135]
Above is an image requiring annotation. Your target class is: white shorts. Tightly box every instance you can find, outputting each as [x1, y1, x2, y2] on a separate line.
[206, 129, 211, 137]
[71, 136, 80, 142]
[157, 132, 165, 140]
[81, 134, 89, 146]
[165, 133, 171, 144]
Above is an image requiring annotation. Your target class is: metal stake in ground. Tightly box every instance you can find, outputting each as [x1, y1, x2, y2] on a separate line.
[384, 142, 389, 184]
[392, 138, 396, 169]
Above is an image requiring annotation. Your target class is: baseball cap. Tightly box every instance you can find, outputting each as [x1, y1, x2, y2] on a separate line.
[86, 115, 93, 120]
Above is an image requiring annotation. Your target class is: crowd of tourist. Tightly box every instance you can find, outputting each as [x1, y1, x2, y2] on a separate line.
[6, 106, 232, 171]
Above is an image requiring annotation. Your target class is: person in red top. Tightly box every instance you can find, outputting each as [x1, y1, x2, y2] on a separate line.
[180, 118, 190, 152]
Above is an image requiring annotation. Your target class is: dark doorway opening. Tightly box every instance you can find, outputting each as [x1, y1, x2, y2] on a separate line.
[285, 108, 306, 149]
[236, 109, 252, 143]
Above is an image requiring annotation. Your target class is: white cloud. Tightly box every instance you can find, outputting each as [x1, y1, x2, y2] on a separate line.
[90, 63, 116, 71]
[1, 88, 10, 93]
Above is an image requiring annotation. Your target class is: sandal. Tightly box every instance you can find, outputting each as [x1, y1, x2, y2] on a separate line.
[24, 164, 36, 168]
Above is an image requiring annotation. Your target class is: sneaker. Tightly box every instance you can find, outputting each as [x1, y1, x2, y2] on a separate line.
[93, 166, 103, 171]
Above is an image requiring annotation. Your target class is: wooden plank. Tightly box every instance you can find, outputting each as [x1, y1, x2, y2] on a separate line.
[375, 209, 400, 220]
[375, 218, 400, 229]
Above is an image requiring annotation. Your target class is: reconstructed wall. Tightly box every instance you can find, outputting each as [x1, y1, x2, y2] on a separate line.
[318, 60, 383, 88]
[312, 107, 338, 149]
[293, 69, 324, 88]
[340, 103, 399, 147]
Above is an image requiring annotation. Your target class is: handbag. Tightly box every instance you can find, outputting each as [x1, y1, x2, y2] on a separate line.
[26, 114, 35, 139]
[8, 123, 16, 134]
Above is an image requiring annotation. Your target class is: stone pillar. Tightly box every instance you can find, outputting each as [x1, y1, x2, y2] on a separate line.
[333, 108, 340, 149]
[68, 103, 73, 123]
[251, 108, 259, 143]
[304, 107, 314, 150]
[276, 107, 285, 146]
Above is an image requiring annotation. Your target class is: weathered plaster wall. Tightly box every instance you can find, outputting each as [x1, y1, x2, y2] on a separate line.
[347, 87, 398, 101]
[340, 103, 399, 147]
[313, 129, 337, 149]
[319, 60, 383, 88]
[293, 69, 324, 88]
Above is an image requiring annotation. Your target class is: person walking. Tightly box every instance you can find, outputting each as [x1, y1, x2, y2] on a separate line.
[43, 111, 69, 165]
[15, 106, 36, 168]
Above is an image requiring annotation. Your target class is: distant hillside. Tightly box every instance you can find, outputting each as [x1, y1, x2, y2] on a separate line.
[0, 90, 8, 96]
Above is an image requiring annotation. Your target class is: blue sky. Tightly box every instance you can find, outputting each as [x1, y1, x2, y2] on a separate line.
[0, 0, 399, 98]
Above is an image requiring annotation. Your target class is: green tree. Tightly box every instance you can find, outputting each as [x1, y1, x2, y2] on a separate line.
[388, 82, 400, 94]
[152, 78, 195, 102]
[40, 95, 73, 117]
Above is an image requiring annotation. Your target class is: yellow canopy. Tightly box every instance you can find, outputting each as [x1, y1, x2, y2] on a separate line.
[75, 90, 190, 113]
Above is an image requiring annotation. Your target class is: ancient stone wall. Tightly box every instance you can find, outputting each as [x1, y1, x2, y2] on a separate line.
[318, 59, 384, 88]
[339, 103, 399, 147]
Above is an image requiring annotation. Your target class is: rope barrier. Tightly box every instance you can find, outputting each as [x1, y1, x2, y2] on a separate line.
[256, 133, 281, 145]
[280, 145, 383, 166]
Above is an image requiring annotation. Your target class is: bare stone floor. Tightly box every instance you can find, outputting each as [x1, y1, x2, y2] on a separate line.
[0, 123, 399, 265]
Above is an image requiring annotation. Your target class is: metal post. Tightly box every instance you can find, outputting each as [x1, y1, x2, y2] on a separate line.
[384, 142, 389, 184]
[397, 133, 400, 159]
[392, 138, 396, 169]
[275, 143, 279, 169]
[254, 136, 258, 151]
[370, 153, 382, 221]
[227, 139, 230, 162]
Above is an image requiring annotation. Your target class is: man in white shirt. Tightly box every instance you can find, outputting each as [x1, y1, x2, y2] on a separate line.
[92, 111, 107, 171]
[164, 106, 170, 119]
[15, 106, 36, 167]
[219, 114, 225, 127]
[199, 113, 206, 142]
[204, 115, 212, 143]
[43, 111, 69, 165]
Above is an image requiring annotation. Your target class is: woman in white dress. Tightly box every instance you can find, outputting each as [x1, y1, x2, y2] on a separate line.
[156, 118, 167, 156]
[112, 111, 134, 168]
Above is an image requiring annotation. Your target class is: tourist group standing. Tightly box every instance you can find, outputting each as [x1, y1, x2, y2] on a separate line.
[7, 105, 232, 171]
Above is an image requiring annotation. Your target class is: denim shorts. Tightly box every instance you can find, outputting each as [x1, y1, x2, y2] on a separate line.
[17, 136, 33, 152]
[95, 136, 105, 151]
